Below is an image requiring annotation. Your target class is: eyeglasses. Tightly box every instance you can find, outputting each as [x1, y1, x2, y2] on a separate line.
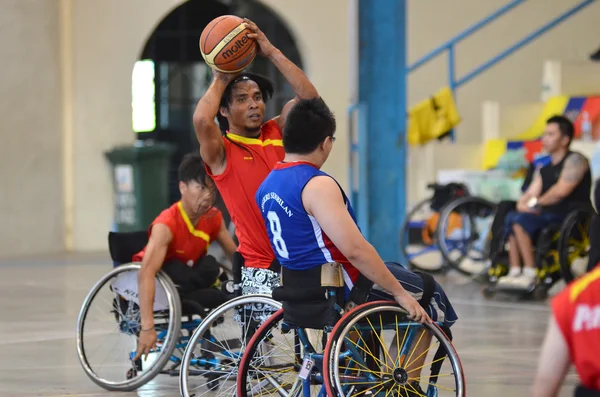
[330, 136, 336, 143]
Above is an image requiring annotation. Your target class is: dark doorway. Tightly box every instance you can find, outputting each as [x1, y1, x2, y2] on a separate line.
[132, 0, 303, 240]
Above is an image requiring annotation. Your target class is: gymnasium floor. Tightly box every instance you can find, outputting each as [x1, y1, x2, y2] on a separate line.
[0, 252, 579, 397]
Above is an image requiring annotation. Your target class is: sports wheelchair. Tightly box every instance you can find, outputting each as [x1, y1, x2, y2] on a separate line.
[235, 264, 466, 397]
[433, 196, 592, 299]
[400, 183, 470, 273]
[76, 231, 281, 393]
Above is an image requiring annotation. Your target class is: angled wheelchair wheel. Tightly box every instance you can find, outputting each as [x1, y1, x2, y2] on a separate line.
[558, 210, 591, 283]
[236, 308, 329, 397]
[179, 294, 281, 397]
[437, 196, 497, 277]
[400, 198, 446, 273]
[323, 301, 465, 397]
[76, 263, 182, 391]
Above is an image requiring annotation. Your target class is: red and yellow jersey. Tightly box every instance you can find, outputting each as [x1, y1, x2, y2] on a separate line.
[132, 202, 223, 266]
[552, 265, 600, 390]
[206, 119, 285, 269]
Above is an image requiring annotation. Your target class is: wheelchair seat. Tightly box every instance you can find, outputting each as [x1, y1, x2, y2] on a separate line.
[108, 231, 148, 264]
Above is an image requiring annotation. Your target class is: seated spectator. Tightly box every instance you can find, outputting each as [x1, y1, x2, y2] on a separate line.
[498, 116, 592, 289]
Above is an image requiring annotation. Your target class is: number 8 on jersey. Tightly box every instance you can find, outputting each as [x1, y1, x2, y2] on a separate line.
[267, 211, 289, 259]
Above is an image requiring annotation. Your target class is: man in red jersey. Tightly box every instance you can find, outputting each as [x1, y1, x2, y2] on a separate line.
[533, 265, 600, 396]
[134, 153, 237, 360]
[192, 18, 318, 296]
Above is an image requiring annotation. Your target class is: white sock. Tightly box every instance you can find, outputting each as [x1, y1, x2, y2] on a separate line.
[522, 267, 536, 279]
[508, 267, 521, 277]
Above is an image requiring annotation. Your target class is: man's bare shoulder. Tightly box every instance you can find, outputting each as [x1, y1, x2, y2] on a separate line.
[303, 175, 344, 210]
[565, 152, 589, 168]
[561, 152, 589, 182]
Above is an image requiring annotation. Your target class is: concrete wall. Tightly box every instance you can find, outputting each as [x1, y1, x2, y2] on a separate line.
[1, 0, 599, 255]
[0, 0, 64, 257]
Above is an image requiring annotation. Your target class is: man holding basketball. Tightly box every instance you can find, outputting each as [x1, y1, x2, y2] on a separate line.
[193, 18, 319, 295]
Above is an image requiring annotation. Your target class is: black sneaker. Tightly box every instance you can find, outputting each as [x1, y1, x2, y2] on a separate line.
[590, 47, 600, 62]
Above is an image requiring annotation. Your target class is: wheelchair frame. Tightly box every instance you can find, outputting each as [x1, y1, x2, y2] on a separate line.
[178, 294, 282, 397]
[431, 195, 593, 299]
[400, 183, 476, 275]
[76, 231, 282, 393]
[236, 289, 465, 397]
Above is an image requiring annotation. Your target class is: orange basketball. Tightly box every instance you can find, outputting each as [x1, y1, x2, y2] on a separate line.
[199, 15, 257, 73]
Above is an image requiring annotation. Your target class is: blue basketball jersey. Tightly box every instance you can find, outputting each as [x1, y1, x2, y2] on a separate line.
[256, 161, 360, 288]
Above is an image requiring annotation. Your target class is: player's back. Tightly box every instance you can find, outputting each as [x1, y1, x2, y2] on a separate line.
[256, 161, 360, 282]
[552, 265, 600, 390]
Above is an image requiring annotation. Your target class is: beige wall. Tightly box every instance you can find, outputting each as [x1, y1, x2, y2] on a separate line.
[405, 0, 600, 203]
[67, 0, 350, 251]
[407, 0, 600, 143]
[1, 0, 598, 255]
[69, 0, 182, 251]
[0, 0, 64, 257]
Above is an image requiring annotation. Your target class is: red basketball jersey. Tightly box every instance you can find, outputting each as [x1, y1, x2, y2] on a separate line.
[552, 265, 600, 390]
[132, 202, 223, 266]
[206, 119, 285, 269]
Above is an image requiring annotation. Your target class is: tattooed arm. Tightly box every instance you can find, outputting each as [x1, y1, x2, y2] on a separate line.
[537, 153, 589, 206]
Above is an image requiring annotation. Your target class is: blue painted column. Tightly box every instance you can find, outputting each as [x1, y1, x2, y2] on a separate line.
[358, 0, 407, 261]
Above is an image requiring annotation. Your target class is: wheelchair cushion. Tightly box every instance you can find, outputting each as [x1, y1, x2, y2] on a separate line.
[108, 231, 149, 264]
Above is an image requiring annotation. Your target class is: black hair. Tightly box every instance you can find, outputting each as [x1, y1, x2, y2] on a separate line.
[178, 152, 210, 185]
[216, 72, 275, 133]
[283, 97, 336, 154]
[547, 115, 575, 145]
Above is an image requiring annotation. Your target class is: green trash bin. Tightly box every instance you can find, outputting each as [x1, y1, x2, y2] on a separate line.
[105, 141, 175, 233]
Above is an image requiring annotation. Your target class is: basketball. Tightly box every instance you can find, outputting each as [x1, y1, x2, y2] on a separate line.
[200, 15, 257, 73]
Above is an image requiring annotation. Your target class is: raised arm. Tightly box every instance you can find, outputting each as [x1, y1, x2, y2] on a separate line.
[302, 176, 430, 323]
[192, 71, 238, 175]
[244, 19, 319, 127]
[537, 153, 589, 207]
[134, 223, 172, 360]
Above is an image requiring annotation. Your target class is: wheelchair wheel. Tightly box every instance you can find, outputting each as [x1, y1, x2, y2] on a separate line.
[323, 300, 465, 397]
[558, 210, 591, 283]
[76, 263, 182, 391]
[236, 308, 328, 397]
[400, 198, 446, 273]
[437, 196, 497, 277]
[179, 294, 282, 397]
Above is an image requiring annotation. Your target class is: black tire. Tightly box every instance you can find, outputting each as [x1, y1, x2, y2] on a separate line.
[482, 286, 496, 300]
[399, 198, 445, 273]
[558, 210, 592, 283]
[436, 196, 497, 276]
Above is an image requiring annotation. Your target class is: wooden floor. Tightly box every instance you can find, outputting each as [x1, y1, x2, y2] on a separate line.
[0, 252, 579, 397]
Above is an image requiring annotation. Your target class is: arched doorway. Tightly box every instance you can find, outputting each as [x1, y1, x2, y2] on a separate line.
[131, 0, 303, 241]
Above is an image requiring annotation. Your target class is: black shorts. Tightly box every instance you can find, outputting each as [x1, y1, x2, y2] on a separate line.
[162, 255, 228, 310]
